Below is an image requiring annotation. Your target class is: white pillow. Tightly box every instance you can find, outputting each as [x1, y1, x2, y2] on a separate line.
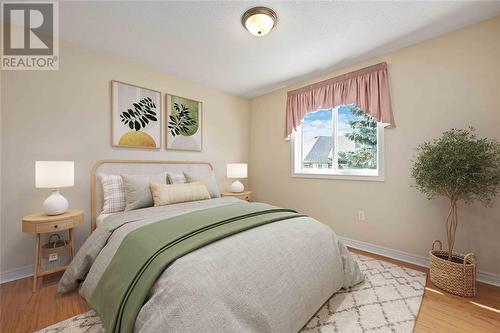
[184, 171, 220, 198]
[167, 172, 187, 184]
[99, 173, 126, 214]
[122, 172, 167, 211]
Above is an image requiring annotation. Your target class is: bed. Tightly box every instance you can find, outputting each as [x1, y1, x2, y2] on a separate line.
[59, 160, 363, 333]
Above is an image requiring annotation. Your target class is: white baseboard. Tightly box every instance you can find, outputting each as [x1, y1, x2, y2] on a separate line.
[339, 236, 500, 287]
[476, 270, 500, 287]
[0, 265, 33, 284]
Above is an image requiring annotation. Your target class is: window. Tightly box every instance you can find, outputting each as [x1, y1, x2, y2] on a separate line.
[292, 104, 384, 180]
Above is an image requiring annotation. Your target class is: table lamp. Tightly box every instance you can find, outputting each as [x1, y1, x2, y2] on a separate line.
[227, 163, 247, 193]
[35, 161, 74, 215]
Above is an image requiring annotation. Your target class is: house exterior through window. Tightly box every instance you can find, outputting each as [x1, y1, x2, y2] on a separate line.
[292, 105, 384, 181]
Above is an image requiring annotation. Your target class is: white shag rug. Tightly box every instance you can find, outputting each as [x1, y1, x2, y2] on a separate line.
[37, 254, 426, 333]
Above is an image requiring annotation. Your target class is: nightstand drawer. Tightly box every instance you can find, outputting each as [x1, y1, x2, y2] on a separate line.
[35, 219, 75, 233]
[241, 194, 251, 201]
[221, 191, 253, 202]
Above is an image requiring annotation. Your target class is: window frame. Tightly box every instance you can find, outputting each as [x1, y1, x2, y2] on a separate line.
[291, 107, 385, 182]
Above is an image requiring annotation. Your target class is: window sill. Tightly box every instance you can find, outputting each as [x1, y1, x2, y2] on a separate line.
[291, 172, 384, 182]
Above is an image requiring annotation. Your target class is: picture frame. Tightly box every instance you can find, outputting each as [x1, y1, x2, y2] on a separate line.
[165, 94, 203, 151]
[111, 80, 161, 149]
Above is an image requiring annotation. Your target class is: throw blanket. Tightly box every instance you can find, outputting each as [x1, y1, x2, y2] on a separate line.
[91, 203, 304, 333]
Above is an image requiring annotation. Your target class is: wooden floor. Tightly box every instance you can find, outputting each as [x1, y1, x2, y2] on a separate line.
[350, 248, 500, 333]
[0, 273, 89, 333]
[1, 249, 499, 333]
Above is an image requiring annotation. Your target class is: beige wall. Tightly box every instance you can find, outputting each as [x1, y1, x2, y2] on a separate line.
[1, 17, 499, 279]
[0, 41, 250, 274]
[249, 17, 500, 274]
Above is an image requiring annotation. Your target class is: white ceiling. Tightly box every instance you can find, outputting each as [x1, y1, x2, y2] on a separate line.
[59, 1, 500, 98]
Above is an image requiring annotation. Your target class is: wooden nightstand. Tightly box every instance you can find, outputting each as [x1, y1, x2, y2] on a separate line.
[22, 209, 83, 292]
[221, 191, 252, 202]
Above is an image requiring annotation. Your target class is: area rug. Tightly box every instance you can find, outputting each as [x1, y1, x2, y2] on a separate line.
[300, 254, 426, 332]
[37, 254, 426, 333]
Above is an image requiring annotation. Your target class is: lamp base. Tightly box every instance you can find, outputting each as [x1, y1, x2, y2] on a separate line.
[43, 190, 69, 215]
[229, 180, 244, 193]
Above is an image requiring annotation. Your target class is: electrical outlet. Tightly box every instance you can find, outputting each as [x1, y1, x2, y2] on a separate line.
[357, 210, 366, 222]
[49, 253, 58, 262]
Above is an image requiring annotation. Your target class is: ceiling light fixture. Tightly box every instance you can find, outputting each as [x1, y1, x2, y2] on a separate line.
[241, 7, 277, 37]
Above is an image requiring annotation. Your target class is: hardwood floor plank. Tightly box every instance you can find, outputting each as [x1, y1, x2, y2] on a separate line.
[1, 250, 498, 333]
[349, 248, 500, 333]
[0, 273, 89, 333]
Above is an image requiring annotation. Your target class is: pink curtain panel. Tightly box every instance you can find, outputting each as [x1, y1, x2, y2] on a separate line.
[285, 62, 395, 137]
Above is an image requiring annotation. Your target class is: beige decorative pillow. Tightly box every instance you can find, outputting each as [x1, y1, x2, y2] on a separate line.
[150, 182, 210, 206]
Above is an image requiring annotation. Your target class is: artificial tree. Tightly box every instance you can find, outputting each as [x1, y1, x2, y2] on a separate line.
[411, 128, 500, 261]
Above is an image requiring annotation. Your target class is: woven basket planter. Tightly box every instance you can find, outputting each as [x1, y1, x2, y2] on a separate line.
[429, 240, 477, 297]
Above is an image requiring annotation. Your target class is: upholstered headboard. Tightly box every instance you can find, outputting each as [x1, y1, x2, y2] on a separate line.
[91, 160, 213, 231]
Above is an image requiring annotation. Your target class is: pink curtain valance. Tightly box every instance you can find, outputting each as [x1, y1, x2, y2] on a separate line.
[285, 62, 394, 137]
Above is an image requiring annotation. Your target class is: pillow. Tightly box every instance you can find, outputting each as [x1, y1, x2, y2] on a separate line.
[150, 182, 210, 206]
[184, 171, 220, 198]
[99, 173, 126, 214]
[167, 172, 187, 184]
[122, 172, 167, 211]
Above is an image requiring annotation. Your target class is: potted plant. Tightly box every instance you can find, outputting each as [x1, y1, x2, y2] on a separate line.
[411, 127, 500, 297]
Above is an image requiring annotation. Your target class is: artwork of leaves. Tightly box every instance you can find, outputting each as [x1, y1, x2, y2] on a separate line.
[119, 97, 158, 131]
[165, 94, 201, 151]
[112, 81, 161, 149]
[168, 102, 198, 137]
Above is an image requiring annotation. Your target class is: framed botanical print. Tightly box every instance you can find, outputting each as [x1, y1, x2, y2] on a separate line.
[111, 80, 161, 149]
[165, 94, 202, 151]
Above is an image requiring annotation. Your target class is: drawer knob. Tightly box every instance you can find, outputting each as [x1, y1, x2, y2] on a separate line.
[54, 225, 58, 229]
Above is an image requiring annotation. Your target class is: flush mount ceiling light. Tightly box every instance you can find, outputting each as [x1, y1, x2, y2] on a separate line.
[241, 7, 277, 37]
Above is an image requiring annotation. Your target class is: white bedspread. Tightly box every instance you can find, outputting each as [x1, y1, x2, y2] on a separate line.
[59, 198, 363, 332]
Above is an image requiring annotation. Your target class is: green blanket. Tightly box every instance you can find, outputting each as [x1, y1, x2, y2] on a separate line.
[90, 202, 304, 333]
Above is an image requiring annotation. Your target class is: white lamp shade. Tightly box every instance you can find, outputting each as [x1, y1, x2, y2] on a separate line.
[227, 163, 247, 179]
[35, 161, 74, 188]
